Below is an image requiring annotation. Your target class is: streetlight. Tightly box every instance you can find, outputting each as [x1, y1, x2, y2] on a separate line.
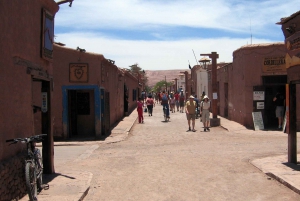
[199, 57, 211, 70]
[200, 52, 219, 127]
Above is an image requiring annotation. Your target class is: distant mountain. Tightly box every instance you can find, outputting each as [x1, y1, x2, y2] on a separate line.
[145, 69, 188, 87]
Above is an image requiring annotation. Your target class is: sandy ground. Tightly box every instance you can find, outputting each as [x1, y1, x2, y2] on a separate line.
[72, 106, 299, 201]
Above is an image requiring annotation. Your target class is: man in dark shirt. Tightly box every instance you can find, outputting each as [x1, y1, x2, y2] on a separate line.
[273, 92, 285, 130]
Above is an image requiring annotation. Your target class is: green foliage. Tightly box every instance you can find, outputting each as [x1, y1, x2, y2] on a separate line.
[153, 80, 173, 92]
[129, 63, 149, 91]
[129, 63, 142, 74]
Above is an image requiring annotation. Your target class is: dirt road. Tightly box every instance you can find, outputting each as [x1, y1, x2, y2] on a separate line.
[78, 106, 299, 201]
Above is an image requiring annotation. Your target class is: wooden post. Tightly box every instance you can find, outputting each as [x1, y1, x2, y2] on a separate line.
[42, 81, 55, 174]
[288, 83, 297, 163]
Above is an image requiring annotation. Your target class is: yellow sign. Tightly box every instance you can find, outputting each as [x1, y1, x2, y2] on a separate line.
[69, 63, 88, 82]
[263, 56, 286, 73]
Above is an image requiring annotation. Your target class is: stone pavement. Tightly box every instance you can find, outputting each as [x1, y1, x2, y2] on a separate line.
[20, 111, 300, 200]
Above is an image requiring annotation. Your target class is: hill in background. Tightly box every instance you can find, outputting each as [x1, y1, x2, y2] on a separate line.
[145, 69, 188, 87]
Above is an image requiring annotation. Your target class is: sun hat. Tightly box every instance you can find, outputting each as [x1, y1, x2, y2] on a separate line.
[203, 95, 209, 100]
[189, 95, 194, 99]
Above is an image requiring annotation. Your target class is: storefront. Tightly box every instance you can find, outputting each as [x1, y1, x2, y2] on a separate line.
[229, 43, 287, 129]
[277, 10, 300, 163]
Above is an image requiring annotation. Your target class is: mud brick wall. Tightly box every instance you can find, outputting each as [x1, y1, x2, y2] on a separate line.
[0, 151, 27, 201]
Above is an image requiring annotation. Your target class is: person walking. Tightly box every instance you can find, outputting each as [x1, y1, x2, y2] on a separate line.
[200, 95, 211, 131]
[137, 98, 144, 123]
[146, 94, 155, 116]
[201, 91, 206, 101]
[174, 92, 179, 112]
[179, 90, 185, 113]
[273, 91, 285, 130]
[161, 91, 170, 119]
[194, 95, 200, 119]
[170, 95, 175, 113]
[185, 95, 197, 132]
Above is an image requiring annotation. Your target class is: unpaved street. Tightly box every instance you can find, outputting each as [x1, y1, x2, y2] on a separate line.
[78, 106, 299, 201]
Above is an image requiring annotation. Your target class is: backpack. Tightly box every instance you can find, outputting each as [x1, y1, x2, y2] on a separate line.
[162, 94, 168, 101]
[180, 94, 185, 101]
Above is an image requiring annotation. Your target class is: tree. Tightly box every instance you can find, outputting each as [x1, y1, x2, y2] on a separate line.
[153, 80, 174, 93]
[129, 63, 142, 74]
[129, 63, 149, 91]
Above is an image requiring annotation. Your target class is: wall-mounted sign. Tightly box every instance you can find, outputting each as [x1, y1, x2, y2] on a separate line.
[285, 31, 300, 68]
[41, 92, 48, 113]
[263, 56, 286, 73]
[253, 91, 264, 100]
[256, 102, 264, 109]
[69, 63, 88, 82]
[213, 92, 218, 100]
[286, 31, 300, 51]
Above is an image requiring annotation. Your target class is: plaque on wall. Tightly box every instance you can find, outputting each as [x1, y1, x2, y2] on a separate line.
[69, 63, 88, 82]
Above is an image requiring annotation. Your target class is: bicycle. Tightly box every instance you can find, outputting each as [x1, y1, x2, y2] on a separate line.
[6, 134, 48, 201]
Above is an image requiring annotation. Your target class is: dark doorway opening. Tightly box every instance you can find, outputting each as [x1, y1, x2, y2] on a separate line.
[68, 90, 95, 138]
[262, 75, 287, 130]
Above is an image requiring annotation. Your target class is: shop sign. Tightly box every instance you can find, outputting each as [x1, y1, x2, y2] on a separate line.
[69, 63, 88, 82]
[263, 56, 286, 73]
[252, 111, 264, 131]
[286, 31, 300, 51]
[256, 102, 264, 109]
[253, 91, 264, 100]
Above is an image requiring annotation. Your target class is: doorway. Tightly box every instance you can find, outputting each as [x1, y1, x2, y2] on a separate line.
[262, 75, 287, 130]
[68, 90, 95, 137]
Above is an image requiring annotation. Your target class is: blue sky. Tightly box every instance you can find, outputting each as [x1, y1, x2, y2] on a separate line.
[54, 0, 299, 70]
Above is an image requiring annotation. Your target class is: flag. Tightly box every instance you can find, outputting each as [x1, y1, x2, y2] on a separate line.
[189, 64, 192, 69]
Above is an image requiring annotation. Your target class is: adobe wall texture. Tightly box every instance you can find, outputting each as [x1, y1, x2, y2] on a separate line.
[0, 1, 58, 199]
[52, 45, 139, 138]
[230, 43, 286, 128]
[217, 64, 231, 117]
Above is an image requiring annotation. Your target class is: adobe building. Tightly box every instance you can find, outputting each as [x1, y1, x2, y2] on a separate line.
[0, 0, 59, 200]
[277, 10, 300, 163]
[216, 43, 286, 129]
[52, 44, 139, 139]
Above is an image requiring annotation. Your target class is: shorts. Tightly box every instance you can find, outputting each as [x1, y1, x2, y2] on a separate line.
[175, 100, 179, 107]
[275, 106, 284, 118]
[201, 109, 210, 122]
[179, 101, 184, 107]
[186, 113, 195, 121]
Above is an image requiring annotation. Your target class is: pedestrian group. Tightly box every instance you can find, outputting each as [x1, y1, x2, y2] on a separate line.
[136, 90, 211, 132]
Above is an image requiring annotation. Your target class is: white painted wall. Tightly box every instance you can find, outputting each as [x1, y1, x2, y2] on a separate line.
[196, 68, 208, 99]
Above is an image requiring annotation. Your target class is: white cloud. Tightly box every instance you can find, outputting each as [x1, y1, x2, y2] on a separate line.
[54, 0, 298, 70]
[55, 0, 299, 33]
[56, 32, 273, 70]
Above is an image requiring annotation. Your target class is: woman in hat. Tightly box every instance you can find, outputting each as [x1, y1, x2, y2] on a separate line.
[200, 95, 210, 131]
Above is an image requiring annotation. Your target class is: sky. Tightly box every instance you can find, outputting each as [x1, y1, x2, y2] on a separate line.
[54, 0, 299, 70]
